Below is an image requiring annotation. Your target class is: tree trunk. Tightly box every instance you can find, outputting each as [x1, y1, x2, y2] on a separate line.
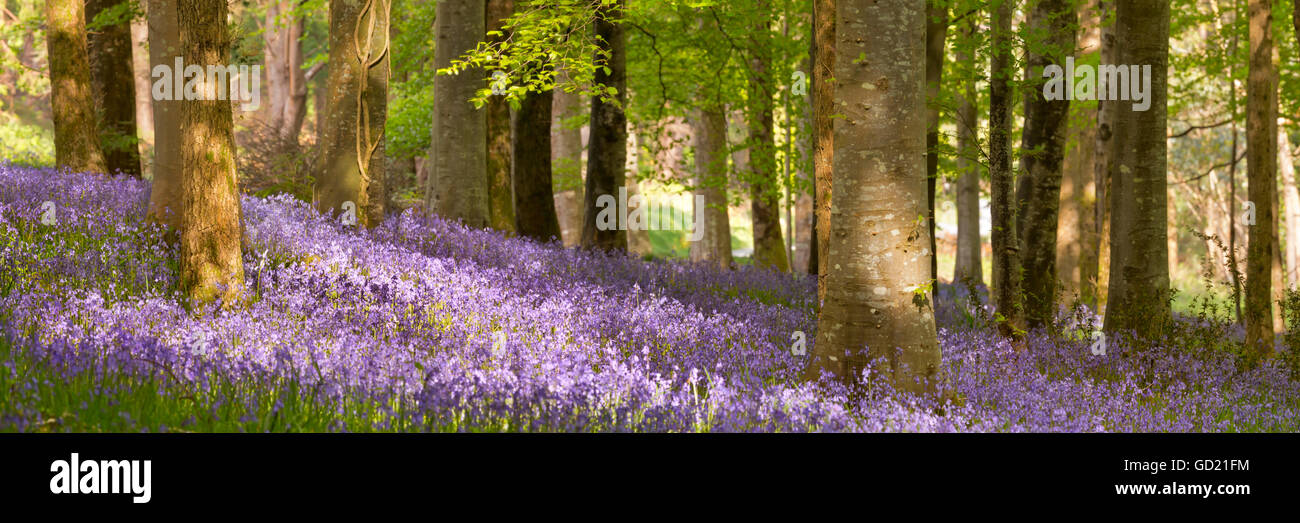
[1094, 0, 1116, 311]
[745, 5, 789, 272]
[807, 0, 938, 390]
[690, 108, 733, 269]
[1103, 0, 1170, 338]
[486, 0, 516, 233]
[86, 0, 141, 177]
[625, 123, 652, 255]
[1281, 124, 1299, 287]
[990, 0, 1023, 337]
[925, 2, 948, 284]
[146, 0, 180, 229]
[812, 0, 834, 303]
[580, 1, 628, 252]
[1015, 0, 1075, 329]
[130, 9, 154, 178]
[320, 0, 390, 228]
[953, 14, 982, 286]
[46, 0, 107, 174]
[1244, 0, 1277, 357]
[427, 0, 486, 226]
[1066, 0, 1102, 307]
[264, 0, 308, 146]
[177, 0, 244, 307]
[551, 67, 585, 246]
[513, 89, 561, 242]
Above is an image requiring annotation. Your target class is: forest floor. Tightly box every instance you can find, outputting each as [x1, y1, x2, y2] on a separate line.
[1, 164, 1298, 432]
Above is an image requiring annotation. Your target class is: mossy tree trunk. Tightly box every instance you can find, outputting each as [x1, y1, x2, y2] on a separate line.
[176, 0, 244, 308]
[45, 0, 107, 175]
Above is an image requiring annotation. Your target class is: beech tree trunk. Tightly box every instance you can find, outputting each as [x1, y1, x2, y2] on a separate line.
[812, 0, 834, 304]
[146, 0, 180, 229]
[46, 0, 107, 174]
[990, 0, 1023, 337]
[953, 14, 982, 286]
[87, 0, 142, 177]
[1281, 124, 1300, 287]
[1015, 0, 1076, 328]
[486, 0, 516, 233]
[808, 0, 938, 391]
[513, 89, 561, 242]
[320, 0, 390, 228]
[580, 1, 628, 251]
[625, 124, 652, 255]
[552, 67, 585, 246]
[689, 108, 732, 269]
[745, 3, 789, 272]
[177, 0, 244, 308]
[264, 0, 308, 146]
[925, 2, 948, 283]
[1244, 0, 1277, 357]
[1103, 0, 1170, 338]
[1094, 0, 1116, 310]
[1063, 0, 1102, 307]
[130, 10, 154, 178]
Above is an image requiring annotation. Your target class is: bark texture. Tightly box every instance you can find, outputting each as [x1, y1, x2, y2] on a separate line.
[1103, 0, 1170, 338]
[146, 0, 180, 229]
[1244, 0, 1277, 356]
[813, 0, 835, 304]
[807, 0, 938, 391]
[486, 0, 516, 233]
[320, 0, 390, 228]
[513, 89, 562, 242]
[745, 3, 789, 272]
[580, 1, 628, 251]
[428, 0, 487, 226]
[990, 0, 1023, 336]
[1015, 0, 1076, 328]
[689, 108, 733, 269]
[177, 0, 244, 307]
[46, 0, 107, 174]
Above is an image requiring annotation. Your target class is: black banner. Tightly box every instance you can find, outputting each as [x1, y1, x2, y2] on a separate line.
[0, 433, 1291, 514]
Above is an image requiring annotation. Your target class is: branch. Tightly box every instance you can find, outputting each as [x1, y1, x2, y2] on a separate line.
[1168, 119, 1233, 139]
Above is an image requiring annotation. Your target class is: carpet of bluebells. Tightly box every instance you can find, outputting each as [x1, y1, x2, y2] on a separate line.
[1, 164, 1298, 432]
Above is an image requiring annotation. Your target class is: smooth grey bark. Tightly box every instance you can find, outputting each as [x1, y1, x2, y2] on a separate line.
[953, 14, 982, 286]
[807, 0, 938, 391]
[146, 0, 180, 230]
[1103, 0, 1171, 338]
[689, 108, 733, 269]
[428, 0, 488, 227]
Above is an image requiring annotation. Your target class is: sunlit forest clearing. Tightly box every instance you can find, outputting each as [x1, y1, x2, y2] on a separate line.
[1, 0, 1299, 432]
